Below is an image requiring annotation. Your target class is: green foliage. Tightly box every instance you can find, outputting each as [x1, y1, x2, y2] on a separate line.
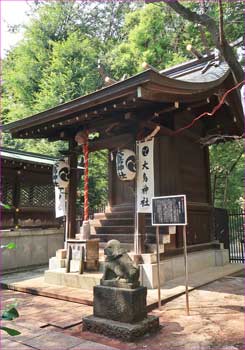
[35, 32, 101, 111]
[0, 242, 16, 250]
[1, 303, 20, 336]
[2, 307, 19, 321]
[77, 150, 108, 210]
[210, 140, 244, 210]
[0, 326, 21, 337]
[2, 1, 244, 209]
[0, 202, 12, 210]
[106, 4, 193, 77]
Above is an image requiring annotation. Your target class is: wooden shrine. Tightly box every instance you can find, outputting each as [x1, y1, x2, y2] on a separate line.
[3, 54, 244, 256]
[1, 147, 59, 229]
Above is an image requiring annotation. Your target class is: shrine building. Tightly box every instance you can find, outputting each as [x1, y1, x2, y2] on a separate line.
[3, 53, 243, 287]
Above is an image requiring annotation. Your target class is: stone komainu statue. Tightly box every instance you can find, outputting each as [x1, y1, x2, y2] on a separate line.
[101, 240, 139, 288]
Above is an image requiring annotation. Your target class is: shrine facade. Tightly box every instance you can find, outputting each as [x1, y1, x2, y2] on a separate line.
[3, 53, 243, 255]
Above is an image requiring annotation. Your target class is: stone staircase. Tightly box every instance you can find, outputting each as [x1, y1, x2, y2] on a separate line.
[89, 204, 173, 251]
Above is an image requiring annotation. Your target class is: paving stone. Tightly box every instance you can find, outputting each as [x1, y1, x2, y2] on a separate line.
[1, 338, 35, 350]
[22, 331, 83, 350]
[1, 272, 244, 350]
[2, 325, 49, 342]
[70, 340, 119, 350]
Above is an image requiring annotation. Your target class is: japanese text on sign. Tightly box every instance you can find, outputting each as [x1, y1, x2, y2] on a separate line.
[152, 195, 187, 226]
[137, 139, 154, 213]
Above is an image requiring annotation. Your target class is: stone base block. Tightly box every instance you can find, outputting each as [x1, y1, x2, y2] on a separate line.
[70, 260, 81, 272]
[82, 315, 159, 341]
[215, 249, 229, 266]
[56, 249, 67, 259]
[49, 257, 66, 270]
[85, 260, 99, 271]
[94, 286, 147, 323]
[140, 248, 230, 288]
[44, 270, 102, 289]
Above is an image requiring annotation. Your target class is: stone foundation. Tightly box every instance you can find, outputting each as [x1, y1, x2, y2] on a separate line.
[83, 315, 159, 341]
[140, 247, 229, 288]
[46, 247, 229, 290]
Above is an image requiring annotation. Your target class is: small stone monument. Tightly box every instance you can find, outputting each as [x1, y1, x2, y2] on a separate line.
[83, 240, 159, 341]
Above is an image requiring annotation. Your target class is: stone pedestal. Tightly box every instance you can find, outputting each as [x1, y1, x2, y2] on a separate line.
[94, 286, 147, 323]
[83, 285, 159, 340]
[83, 315, 159, 341]
[79, 220, 90, 240]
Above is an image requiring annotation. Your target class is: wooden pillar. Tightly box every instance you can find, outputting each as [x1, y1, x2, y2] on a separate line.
[67, 139, 78, 239]
[137, 213, 145, 254]
[108, 150, 114, 208]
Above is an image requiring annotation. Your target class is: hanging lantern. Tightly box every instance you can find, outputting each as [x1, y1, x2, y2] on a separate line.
[116, 149, 136, 181]
[53, 158, 70, 189]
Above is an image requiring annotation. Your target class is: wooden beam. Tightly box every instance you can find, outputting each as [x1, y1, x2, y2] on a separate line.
[67, 139, 78, 239]
[86, 133, 135, 152]
[141, 119, 201, 142]
[140, 120, 173, 137]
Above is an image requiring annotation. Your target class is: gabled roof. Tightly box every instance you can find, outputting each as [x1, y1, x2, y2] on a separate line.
[2, 54, 243, 139]
[1, 147, 56, 166]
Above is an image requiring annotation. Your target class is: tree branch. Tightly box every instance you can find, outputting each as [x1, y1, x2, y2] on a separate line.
[163, 1, 244, 83]
[218, 0, 224, 47]
[199, 134, 244, 146]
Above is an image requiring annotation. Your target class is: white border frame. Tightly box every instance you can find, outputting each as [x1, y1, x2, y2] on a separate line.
[151, 194, 187, 226]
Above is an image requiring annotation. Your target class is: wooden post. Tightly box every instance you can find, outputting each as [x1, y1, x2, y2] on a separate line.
[156, 225, 161, 309]
[67, 139, 78, 239]
[183, 226, 190, 316]
[138, 213, 145, 254]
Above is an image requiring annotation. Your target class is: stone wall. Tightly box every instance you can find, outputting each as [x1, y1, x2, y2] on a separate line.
[1, 228, 64, 273]
[140, 247, 230, 289]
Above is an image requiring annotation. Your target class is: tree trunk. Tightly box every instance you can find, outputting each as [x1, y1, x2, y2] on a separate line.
[164, 1, 244, 83]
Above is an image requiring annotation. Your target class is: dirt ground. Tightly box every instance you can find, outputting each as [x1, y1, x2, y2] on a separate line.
[1, 275, 244, 350]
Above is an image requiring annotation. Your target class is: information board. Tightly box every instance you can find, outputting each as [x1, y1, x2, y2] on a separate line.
[152, 195, 187, 226]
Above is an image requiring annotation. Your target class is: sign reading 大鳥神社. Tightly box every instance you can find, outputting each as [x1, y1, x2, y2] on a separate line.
[137, 139, 154, 213]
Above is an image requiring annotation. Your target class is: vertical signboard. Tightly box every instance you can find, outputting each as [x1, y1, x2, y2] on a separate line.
[137, 139, 154, 213]
[55, 187, 66, 218]
[151, 195, 190, 315]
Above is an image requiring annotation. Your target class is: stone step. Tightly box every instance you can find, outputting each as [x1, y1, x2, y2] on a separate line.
[44, 269, 102, 289]
[91, 226, 157, 235]
[91, 218, 135, 226]
[94, 211, 135, 220]
[91, 217, 156, 227]
[105, 205, 134, 213]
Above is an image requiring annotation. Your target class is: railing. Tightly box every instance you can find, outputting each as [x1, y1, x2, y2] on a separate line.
[228, 210, 244, 263]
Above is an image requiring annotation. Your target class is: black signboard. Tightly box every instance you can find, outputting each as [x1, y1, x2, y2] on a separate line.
[152, 195, 187, 226]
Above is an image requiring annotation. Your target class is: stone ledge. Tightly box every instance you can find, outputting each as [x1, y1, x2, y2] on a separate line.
[1, 228, 63, 238]
[82, 315, 159, 341]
